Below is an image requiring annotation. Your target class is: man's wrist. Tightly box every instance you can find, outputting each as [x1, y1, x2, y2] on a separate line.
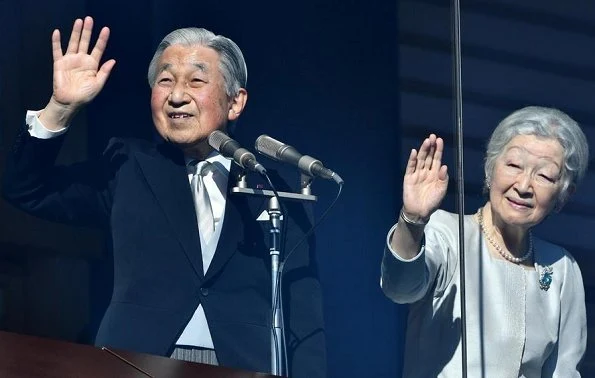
[26, 110, 68, 139]
[38, 98, 77, 131]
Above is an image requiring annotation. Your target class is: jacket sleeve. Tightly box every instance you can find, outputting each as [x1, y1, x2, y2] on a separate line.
[2, 123, 120, 228]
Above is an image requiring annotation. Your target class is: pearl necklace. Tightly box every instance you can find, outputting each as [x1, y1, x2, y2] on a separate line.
[477, 208, 533, 264]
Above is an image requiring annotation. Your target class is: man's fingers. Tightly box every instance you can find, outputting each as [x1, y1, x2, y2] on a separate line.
[66, 18, 83, 54]
[51, 30, 63, 62]
[90, 27, 111, 63]
[77, 16, 94, 54]
[96, 59, 116, 87]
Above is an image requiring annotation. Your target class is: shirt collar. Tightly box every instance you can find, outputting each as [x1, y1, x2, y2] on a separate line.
[185, 151, 231, 174]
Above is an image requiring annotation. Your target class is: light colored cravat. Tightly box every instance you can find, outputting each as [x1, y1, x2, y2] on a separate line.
[189, 160, 215, 243]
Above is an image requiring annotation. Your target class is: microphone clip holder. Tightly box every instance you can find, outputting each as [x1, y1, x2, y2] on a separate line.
[231, 173, 317, 202]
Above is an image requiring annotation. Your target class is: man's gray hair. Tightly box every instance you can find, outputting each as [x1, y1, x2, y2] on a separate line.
[147, 27, 247, 97]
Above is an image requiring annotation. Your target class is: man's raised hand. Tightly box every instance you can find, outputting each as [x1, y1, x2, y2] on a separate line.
[40, 16, 116, 130]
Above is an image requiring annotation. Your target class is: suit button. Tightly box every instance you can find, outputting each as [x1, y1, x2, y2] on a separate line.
[200, 287, 209, 296]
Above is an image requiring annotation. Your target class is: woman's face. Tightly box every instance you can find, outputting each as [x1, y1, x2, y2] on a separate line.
[489, 134, 564, 230]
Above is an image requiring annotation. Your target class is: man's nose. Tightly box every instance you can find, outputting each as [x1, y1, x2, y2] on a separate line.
[169, 82, 189, 104]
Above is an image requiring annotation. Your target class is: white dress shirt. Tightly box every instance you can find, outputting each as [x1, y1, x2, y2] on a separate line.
[176, 153, 230, 348]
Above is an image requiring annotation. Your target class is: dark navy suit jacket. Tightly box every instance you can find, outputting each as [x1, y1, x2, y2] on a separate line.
[2, 124, 326, 377]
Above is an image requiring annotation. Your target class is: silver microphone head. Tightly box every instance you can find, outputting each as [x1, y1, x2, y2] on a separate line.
[255, 134, 284, 161]
[208, 130, 228, 151]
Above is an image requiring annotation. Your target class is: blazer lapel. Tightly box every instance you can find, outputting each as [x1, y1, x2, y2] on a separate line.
[134, 143, 205, 279]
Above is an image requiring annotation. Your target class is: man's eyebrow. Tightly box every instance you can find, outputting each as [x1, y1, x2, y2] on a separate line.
[157, 63, 172, 74]
[157, 62, 209, 74]
[192, 63, 208, 73]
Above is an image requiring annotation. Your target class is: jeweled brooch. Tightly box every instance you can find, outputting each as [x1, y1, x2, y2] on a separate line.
[539, 265, 553, 291]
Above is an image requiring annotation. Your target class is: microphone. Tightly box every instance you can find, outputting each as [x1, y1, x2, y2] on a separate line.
[208, 130, 267, 175]
[255, 135, 344, 185]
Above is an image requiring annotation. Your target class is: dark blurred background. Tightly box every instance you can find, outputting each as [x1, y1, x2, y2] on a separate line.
[0, 0, 593, 377]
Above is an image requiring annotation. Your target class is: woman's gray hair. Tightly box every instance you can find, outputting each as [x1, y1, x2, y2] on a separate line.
[484, 106, 589, 208]
[147, 27, 247, 97]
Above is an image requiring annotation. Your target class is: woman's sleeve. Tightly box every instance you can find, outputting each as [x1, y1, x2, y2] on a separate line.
[380, 218, 455, 304]
[542, 255, 587, 377]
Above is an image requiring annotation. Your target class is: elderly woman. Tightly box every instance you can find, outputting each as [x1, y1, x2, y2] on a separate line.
[381, 106, 588, 377]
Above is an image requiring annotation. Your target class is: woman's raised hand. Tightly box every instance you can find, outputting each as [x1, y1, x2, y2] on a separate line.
[402, 134, 449, 222]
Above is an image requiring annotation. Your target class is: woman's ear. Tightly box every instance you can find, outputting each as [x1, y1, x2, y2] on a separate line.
[554, 184, 575, 213]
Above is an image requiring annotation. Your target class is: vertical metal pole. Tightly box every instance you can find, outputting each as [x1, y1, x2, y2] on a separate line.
[268, 196, 284, 376]
[451, 0, 468, 377]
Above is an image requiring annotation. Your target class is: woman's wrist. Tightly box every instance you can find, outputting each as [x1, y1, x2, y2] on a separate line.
[399, 209, 429, 226]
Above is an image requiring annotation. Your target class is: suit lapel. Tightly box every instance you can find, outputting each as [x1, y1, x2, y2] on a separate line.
[134, 143, 205, 279]
[204, 164, 268, 282]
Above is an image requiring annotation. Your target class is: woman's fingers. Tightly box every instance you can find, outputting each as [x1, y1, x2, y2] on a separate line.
[424, 134, 436, 170]
[416, 137, 429, 171]
[432, 136, 444, 170]
[439, 164, 448, 181]
[416, 134, 444, 172]
[407, 134, 445, 186]
[405, 148, 417, 175]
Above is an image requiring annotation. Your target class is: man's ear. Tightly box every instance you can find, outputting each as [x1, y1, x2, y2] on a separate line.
[228, 88, 248, 122]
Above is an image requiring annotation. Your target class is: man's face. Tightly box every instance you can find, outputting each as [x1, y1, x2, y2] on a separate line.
[150, 44, 246, 153]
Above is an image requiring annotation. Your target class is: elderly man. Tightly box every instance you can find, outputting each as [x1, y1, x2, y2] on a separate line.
[2, 16, 326, 377]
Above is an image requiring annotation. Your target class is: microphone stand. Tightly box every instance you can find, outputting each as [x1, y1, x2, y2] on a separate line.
[231, 172, 317, 377]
